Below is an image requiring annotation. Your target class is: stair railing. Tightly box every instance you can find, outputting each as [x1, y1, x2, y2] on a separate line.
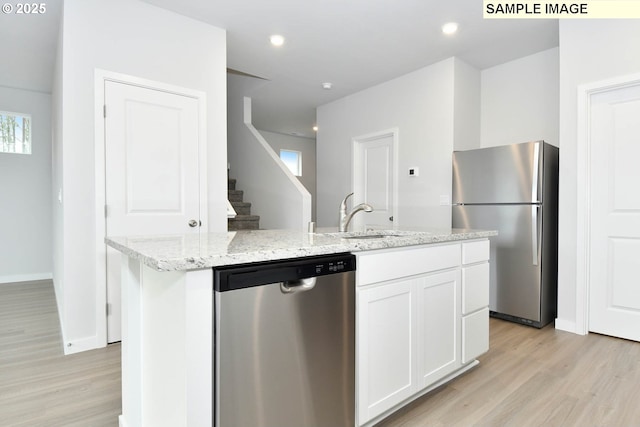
[227, 96, 311, 230]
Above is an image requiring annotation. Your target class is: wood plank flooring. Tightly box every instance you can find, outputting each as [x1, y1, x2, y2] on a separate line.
[0, 280, 121, 426]
[376, 317, 640, 427]
[2, 280, 639, 426]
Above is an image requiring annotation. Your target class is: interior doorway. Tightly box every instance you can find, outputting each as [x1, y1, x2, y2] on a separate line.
[352, 129, 398, 231]
[576, 72, 640, 342]
[96, 71, 207, 343]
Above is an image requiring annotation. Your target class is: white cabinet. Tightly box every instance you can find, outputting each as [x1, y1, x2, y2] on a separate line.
[357, 269, 462, 424]
[461, 241, 490, 364]
[356, 240, 490, 426]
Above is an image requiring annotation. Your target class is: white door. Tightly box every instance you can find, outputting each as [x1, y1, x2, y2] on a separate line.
[105, 80, 204, 343]
[588, 82, 640, 342]
[353, 131, 396, 230]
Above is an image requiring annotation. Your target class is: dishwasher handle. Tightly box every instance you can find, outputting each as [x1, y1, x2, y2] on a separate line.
[280, 277, 317, 294]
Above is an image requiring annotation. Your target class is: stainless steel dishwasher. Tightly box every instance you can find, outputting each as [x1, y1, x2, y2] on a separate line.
[213, 253, 356, 427]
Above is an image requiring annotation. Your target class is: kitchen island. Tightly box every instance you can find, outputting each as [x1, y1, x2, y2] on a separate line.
[106, 227, 496, 427]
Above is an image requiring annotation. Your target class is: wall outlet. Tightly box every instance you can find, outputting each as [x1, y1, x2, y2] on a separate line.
[408, 167, 419, 177]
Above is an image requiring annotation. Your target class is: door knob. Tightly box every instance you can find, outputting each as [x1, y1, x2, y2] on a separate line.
[389, 216, 394, 222]
[188, 219, 199, 228]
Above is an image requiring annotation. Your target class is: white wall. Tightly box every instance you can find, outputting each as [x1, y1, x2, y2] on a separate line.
[556, 21, 640, 332]
[453, 59, 481, 151]
[481, 48, 559, 148]
[0, 86, 52, 283]
[227, 80, 311, 230]
[259, 130, 317, 221]
[53, 0, 227, 353]
[317, 57, 480, 228]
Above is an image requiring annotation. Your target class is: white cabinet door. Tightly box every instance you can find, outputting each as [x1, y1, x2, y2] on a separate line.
[357, 279, 415, 424]
[416, 270, 461, 388]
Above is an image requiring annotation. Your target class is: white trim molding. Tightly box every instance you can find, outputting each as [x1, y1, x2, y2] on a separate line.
[574, 72, 640, 336]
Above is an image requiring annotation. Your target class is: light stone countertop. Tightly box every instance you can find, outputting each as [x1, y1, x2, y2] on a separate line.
[105, 227, 497, 272]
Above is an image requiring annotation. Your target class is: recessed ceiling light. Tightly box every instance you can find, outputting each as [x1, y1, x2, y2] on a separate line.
[442, 22, 458, 35]
[270, 34, 285, 47]
[322, 82, 333, 90]
[313, 126, 318, 132]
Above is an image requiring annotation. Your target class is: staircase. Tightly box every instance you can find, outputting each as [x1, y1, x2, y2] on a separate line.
[228, 178, 260, 230]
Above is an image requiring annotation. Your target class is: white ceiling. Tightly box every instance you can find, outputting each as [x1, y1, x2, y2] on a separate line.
[1, 0, 558, 139]
[0, 0, 61, 94]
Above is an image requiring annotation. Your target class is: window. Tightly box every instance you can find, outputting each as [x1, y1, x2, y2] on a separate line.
[280, 149, 302, 176]
[0, 111, 32, 154]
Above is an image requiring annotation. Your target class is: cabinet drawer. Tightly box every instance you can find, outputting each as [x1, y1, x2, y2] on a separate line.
[462, 263, 489, 315]
[462, 307, 489, 364]
[462, 240, 490, 265]
[357, 244, 461, 286]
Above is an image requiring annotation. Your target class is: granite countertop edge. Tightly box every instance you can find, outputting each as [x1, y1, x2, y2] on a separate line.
[105, 228, 498, 272]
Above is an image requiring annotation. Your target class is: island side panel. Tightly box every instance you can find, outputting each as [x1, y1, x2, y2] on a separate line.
[120, 255, 142, 427]
[185, 268, 213, 427]
[120, 255, 213, 427]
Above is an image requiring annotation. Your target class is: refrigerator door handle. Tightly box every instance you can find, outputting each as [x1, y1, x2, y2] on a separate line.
[532, 205, 540, 266]
[531, 142, 541, 266]
[531, 141, 540, 203]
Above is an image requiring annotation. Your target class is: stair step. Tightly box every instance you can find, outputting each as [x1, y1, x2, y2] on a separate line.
[228, 190, 243, 202]
[228, 215, 260, 231]
[228, 178, 236, 191]
[230, 201, 251, 215]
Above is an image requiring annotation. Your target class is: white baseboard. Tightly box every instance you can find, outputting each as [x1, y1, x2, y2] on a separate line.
[554, 317, 581, 334]
[0, 272, 53, 284]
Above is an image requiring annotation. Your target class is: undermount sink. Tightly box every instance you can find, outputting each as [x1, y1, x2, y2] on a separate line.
[322, 230, 427, 240]
[341, 233, 403, 239]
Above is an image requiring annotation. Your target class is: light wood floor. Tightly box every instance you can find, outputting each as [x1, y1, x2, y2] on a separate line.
[377, 316, 640, 427]
[0, 280, 121, 427]
[2, 281, 639, 427]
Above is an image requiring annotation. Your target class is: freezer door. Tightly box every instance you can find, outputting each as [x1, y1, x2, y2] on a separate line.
[453, 204, 542, 323]
[453, 141, 543, 204]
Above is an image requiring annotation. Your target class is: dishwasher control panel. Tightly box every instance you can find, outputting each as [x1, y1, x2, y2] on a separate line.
[214, 253, 356, 291]
[313, 258, 351, 275]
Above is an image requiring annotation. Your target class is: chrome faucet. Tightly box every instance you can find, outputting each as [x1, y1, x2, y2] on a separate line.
[339, 192, 373, 232]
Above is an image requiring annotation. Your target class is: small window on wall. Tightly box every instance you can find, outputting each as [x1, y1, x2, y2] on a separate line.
[0, 111, 32, 154]
[280, 149, 302, 176]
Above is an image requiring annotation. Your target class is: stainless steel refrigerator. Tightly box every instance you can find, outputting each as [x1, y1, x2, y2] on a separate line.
[452, 141, 559, 328]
